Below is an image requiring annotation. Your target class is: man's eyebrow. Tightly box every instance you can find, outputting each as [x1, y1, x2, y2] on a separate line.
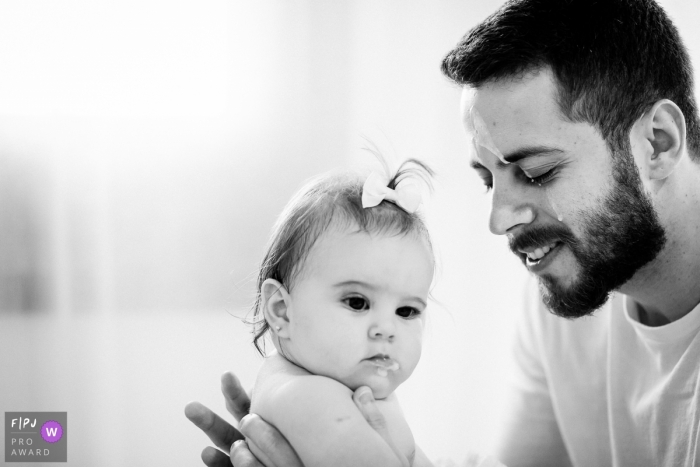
[502, 146, 564, 165]
[470, 146, 563, 171]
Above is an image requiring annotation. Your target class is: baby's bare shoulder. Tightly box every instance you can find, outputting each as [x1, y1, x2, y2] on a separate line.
[252, 354, 353, 417]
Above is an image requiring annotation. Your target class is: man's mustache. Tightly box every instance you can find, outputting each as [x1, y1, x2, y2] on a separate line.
[508, 224, 577, 256]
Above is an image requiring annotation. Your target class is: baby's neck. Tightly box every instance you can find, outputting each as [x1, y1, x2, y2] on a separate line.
[265, 351, 398, 401]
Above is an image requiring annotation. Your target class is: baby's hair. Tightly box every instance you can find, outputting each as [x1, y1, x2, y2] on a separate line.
[250, 158, 435, 355]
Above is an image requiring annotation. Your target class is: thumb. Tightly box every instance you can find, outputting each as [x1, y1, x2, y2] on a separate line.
[353, 386, 388, 432]
[353, 386, 409, 467]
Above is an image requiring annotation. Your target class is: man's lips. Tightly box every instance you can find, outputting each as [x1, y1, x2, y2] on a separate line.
[509, 224, 576, 264]
[522, 242, 564, 273]
[518, 241, 560, 261]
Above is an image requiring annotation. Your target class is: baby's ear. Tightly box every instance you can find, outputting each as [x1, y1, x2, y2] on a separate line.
[261, 278, 291, 338]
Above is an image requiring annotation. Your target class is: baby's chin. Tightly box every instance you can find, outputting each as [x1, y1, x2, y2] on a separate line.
[346, 372, 406, 400]
[367, 382, 397, 400]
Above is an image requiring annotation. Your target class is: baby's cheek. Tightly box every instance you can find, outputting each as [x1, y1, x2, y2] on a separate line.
[407, 320, 425, 344]
[400, 330, 424, 374]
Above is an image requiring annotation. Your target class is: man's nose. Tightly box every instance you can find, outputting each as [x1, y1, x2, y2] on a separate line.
[489, 180, 535, 235]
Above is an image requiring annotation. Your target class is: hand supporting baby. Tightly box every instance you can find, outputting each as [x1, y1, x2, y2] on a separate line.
[185, 371, 388, 467]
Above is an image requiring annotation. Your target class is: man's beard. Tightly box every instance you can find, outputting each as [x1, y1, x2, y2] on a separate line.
[509, 145, 667, 318]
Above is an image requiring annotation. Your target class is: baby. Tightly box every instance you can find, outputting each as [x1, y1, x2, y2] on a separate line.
[248, 160, 435, 467]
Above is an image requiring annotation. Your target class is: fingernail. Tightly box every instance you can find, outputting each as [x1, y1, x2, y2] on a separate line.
[231, 439, 247, 454]
[358, 387, 373, 404]
[239, 414, 250, 430]
[238, 413, 257, 432]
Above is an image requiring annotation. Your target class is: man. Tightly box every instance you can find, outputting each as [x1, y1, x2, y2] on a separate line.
[186, 0, 700, 465]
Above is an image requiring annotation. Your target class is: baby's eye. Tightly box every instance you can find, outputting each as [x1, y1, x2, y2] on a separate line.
[396, 306, 421, 319]
[343, 296, 369, 311]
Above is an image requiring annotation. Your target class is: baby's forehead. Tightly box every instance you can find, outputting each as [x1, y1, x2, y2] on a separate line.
[298, 224, 370, 273]
[311, 221, 422, 253]
[299, 224, 429, 276]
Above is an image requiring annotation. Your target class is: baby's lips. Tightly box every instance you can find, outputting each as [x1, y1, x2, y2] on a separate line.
[367, 356, 400, 371]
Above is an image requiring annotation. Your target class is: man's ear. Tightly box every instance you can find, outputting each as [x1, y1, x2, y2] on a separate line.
[261, 278, 292, 338]
[632, 99, 686, 181]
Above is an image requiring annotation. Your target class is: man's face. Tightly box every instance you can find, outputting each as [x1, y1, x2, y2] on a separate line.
[462, 69, 666, 318]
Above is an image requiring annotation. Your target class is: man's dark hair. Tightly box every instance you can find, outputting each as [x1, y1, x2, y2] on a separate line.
[441, 0, 700, 160]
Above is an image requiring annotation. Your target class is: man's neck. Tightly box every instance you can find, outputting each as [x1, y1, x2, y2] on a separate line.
[622, 160, 700, 326]
[625, 248, 700, 326]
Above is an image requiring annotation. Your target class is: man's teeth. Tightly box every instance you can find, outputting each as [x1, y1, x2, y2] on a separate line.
[526, 243, 557, 260]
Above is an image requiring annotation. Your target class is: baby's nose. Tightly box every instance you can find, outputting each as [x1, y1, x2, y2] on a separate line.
[368, 320, 396, 340]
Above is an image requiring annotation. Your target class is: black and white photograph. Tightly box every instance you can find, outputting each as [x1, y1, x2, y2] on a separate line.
[2, 1, 700, 466]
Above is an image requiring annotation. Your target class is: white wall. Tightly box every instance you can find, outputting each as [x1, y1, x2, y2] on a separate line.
[1, 1, 698, 465]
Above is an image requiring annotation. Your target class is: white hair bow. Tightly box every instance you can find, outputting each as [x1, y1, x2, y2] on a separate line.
[361, 172, 422, 213]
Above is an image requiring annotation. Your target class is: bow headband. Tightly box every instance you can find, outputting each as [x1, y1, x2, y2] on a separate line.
[361, 172, 422, 213]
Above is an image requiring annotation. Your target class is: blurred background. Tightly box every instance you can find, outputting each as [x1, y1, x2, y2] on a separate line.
[1, 1, 698, 465]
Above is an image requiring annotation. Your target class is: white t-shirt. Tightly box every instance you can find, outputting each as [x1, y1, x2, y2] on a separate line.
[494, 280, 700, 467]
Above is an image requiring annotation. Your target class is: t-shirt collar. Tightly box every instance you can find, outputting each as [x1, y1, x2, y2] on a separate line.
[624, 294, 700, 344]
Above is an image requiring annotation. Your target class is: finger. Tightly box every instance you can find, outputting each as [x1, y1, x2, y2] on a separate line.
[244, 439, 276, 467]
[231, 440, 265, 467]
[238, 414, 303, 467]
[185, 401, 244, 452]
[353, 386, 408, 466]
[201, 446, 232, 467]
[353, 386, 390, 434]
[222, 371, 251, 421]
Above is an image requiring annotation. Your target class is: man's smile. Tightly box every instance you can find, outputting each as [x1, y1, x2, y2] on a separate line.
[524, 242, 564, 272]
[519, 241, 560, 262]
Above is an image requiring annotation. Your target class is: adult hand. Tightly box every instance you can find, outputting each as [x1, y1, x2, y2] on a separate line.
[352, 387, 408, 466]
[185, 373, 392, 466]
[184, 371, 304, 467]
[184, 372, 247, 466]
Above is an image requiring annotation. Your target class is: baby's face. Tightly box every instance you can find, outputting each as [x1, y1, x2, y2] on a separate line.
[281, 227, 433, 399]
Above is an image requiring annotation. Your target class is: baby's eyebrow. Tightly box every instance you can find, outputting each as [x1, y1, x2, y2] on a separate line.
[333, 280, 376, 290]
[409, 297, 428, 308]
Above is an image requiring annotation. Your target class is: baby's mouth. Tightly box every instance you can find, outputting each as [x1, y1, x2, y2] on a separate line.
[365, 355, 400, 376]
